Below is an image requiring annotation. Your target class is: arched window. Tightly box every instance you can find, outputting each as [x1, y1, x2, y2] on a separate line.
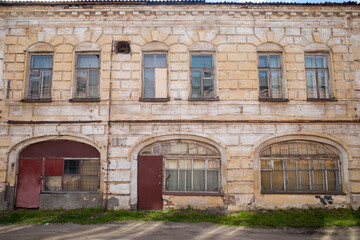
[260, 140, 342, 194]
[139, 140, 221, 192]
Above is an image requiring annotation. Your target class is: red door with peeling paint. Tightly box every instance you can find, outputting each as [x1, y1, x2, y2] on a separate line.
[16, 158, 42, 208]
[138, 156, 163, 210]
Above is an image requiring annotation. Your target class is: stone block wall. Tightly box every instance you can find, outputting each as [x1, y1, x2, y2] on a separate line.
[0, 3, 359, 210]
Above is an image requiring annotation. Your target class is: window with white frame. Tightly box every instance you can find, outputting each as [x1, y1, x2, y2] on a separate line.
[257, 54, 283, 99]
[260, 141, 342, 194]
[143, 53, 168, 99]
[305, 54, 331, 99]
[74, 53, 100, 99]
[27, 54, 53, 100]
[190, 54, 215, 99]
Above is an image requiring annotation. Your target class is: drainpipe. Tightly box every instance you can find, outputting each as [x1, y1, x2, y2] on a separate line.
[105, 40, 114, 209]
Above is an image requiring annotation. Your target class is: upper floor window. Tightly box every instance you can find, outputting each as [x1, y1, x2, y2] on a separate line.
[27, 54, 53, 100]
[142, 53, 168, 99]
[74, 53, 100, 99]
[305, 54, 331, 99]
[258, 54, 282, 99]
[190, 54, 215, 99]
[260, 141, 342, 194]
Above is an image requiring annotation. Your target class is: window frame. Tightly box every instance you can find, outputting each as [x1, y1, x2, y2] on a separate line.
[25, 53, 54, 101]
[164, 157, 221, 194]
[72, 52, 101, 101]
[141, 51, 169, 102]
[304, 52, 332, 100]
[189, 52, 217, 101]
[260, 142, 343, 195]
[257, 52, 285, 100]
[43, 158, 100, 193]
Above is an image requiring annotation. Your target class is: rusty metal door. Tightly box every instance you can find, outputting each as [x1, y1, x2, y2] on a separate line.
[16, 158, 42, 208]
[137, 156, 163, 210]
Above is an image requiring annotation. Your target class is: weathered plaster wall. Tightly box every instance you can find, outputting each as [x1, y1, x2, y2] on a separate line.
[0, 3, 359, 210]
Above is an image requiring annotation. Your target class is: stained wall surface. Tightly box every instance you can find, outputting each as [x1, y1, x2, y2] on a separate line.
[0, 3, 359, 210]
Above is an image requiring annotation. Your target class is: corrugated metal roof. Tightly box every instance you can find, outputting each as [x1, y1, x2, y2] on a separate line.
[0, 0, 358, 5]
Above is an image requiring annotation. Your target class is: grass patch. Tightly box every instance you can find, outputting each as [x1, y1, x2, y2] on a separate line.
[1, 208, 360, 228]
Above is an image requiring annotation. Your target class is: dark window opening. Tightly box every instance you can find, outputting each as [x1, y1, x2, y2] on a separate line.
[114, 41, 131, 54]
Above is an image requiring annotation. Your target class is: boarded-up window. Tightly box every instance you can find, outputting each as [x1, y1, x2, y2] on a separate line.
[143, 54, 167, 98]
[260, 141, 342, 194]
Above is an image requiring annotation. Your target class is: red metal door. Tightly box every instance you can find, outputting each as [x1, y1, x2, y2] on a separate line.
[138, 156, 163, 210]
[16, 158, 42, 208]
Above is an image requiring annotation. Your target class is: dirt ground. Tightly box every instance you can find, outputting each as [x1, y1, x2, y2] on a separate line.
[0, 221, 359, 240]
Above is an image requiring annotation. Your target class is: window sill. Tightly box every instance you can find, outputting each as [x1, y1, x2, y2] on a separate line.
[307, 98, 338, 102]
[261, 191, 345, 195]
[163, 191, 221, 196]
[188, 97, 220, 102]
[21, 98, 52, 103]
[258, 98, 289, 102]
[139, 97, 170, 102]
[69, 98, 101, 103]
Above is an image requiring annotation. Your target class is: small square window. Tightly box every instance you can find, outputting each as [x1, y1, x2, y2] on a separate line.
[27, 55, 53, 100]
[74, 54, 100, 99]
[190, 54, 216, 99]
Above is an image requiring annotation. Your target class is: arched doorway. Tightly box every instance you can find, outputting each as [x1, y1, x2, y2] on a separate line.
[137, 140, 221, 210]
[16, 140, 100, 208]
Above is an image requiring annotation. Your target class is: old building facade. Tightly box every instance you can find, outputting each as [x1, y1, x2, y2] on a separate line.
[0, 0, 359, 211]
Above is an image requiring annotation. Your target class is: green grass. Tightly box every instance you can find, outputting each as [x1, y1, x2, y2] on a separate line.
[1, 208, 360, 228]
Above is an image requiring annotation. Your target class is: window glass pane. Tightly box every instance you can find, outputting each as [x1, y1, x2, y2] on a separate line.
[44, 176, 62, 191]
[208, 160, 219, 169]
[179, 170, 186, 191]
[75, 70, 88, 98]
[327, 170, 337, 191]
[191, 55, 212, 68]
[31, 55, 53, 69]
[63, 176, 80, 191]
[64, 160, 80, 174]
[269, 55, 280, 68]
[203, 69, 214, 98]
[207, 170, 219, 191]
[193, 160, 205, 169]
[299, 171, 310, 191]
[274, 160, 283, 170]
[286, 171, 297, 191]
[306, 70, 317, 98]
[273, 171, 284, 191]
[318, 70, 329, 99]
[258, 70, 269, 98]
[186, 170, 192, 191]
[77, 55, 99, 68]
[305, 55, 316, 68]
[41, 70, 52, 99]
[261, 171, 271, 191]
[258, 55, 268, 68]
[81, 160, 99, 175]
[81, 176, 98, 191]
[166, 170, 178, 191]
[29, 70, 40, 98]
[144, 54, 166, 68]
[270, 70, 281, 98]
[89, 70, 99, 98]
[170, 143, 188, 154]
[166, 159, 178, 169]
[313, 170, 325, 191]
[191, 69, 201, 98]
[316, 55, 327, 68]
[193, 170, 205, 191]
[144, 69, 155, 98]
